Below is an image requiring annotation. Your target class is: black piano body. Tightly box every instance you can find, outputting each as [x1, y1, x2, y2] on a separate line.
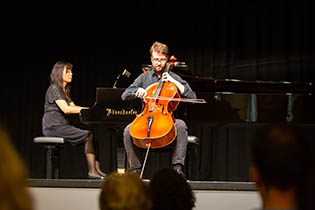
[80, 88, 142, 126]
[177, 75, 315, 181]
[80, 88, 142, 174]
[80, 78, 315, 180]
[179, 76, 315, 123]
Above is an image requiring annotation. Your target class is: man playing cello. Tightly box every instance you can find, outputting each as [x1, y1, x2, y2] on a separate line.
[121, 41, 197, 178]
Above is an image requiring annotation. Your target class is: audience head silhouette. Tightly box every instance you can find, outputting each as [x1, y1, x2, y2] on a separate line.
[250, 123, 305, 209]
[99, 172, 152, 210]
[150, 168, 195, 210]
[0, 127, 33, 210]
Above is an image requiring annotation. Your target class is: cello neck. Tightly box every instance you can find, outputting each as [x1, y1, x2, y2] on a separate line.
[154, 63, 170, 99]
[154, 61, 175, 99]
[154, 78, 164, 100]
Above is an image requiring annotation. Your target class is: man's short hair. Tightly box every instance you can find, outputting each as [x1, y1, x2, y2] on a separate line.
[150, 41, 169, 57]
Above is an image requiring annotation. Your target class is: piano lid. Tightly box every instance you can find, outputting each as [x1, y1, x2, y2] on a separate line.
[80, 64, 315, 125]
[165, 63, 315, 124]
[175, 73, 313, 94]
[142, 57, 314, 94]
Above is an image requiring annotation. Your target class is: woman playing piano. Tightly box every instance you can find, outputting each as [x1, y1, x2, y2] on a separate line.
[41, 61, 106, 179]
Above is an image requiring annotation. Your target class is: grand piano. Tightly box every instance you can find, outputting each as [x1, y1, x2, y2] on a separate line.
[80, 63, 315, 181]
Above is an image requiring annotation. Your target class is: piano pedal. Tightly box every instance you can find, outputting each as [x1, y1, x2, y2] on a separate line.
[116, 147, 127, 174]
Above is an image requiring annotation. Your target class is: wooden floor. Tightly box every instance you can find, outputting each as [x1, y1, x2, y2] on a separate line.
[28, 178, 256, 191]
[29, 179, 260, 210]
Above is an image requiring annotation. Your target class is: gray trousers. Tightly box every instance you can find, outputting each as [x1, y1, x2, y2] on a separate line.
[123, 119, 188, 170]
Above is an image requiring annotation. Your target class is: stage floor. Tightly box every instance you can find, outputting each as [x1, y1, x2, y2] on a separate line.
[28, 179, 256, 191]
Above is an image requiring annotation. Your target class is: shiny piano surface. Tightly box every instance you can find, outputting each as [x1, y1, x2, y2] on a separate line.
[80, 71, 314, 125]
[144, 62, 315, 123]
[176, 75, 315, 124]
[173, 73, 315, 181]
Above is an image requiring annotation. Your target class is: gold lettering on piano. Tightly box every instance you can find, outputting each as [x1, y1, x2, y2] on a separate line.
[105, 108, 138, 116]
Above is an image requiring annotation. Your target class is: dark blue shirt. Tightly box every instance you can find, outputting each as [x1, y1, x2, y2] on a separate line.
[121, 69, 197, 101]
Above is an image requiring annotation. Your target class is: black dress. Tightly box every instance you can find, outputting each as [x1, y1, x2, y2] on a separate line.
[42, 84, 90, 146]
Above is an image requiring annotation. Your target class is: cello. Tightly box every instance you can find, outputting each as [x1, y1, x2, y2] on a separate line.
[130, 58, 206, 149]
[129, 62, 179, 149]
[129, 58, 206, 178]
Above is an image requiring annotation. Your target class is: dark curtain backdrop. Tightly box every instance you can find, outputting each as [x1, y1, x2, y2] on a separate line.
[2, 1, 315, 179]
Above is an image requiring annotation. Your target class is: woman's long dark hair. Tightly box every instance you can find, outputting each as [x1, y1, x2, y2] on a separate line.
[50, 61, 72, 103]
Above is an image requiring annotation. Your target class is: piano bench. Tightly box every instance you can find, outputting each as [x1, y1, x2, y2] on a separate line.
[33, 136, 64, 179]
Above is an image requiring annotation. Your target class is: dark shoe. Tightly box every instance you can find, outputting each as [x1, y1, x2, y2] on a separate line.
[88, 174, 105, 180]
[173, 164, 186, 179]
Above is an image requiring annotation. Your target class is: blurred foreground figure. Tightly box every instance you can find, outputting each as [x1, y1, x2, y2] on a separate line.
[0, 127, 33, 210]
[250, 123, 309, 210]
[99, 172, 152, 210]
[150, 168, 196, 210]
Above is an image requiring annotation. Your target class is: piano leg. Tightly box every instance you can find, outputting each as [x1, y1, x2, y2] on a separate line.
[116, 147, 126, 174]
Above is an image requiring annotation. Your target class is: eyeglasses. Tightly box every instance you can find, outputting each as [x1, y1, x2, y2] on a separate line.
[152, 58, 168, 64]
